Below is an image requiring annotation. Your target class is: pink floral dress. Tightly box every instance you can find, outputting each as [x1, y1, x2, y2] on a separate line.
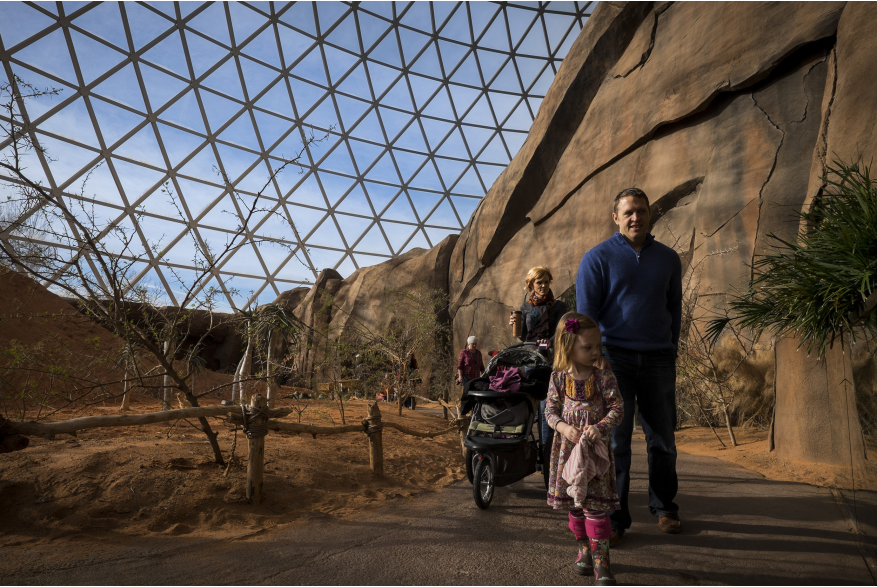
[545, 368, 624, 511]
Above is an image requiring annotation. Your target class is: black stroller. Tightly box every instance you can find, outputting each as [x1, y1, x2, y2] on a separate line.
[461, 342, 553, 509]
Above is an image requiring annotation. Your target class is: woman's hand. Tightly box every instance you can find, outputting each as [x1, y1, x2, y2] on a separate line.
[583, 425, 602, 443]
[538, 338, 550, 348]
[559, 422, 582, 444]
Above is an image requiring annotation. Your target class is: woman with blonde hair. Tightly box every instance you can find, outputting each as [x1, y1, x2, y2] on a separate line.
[510, 266, 569, 346]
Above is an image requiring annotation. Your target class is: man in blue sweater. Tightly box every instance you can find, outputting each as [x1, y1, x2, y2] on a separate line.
[576, 187, 683, 545]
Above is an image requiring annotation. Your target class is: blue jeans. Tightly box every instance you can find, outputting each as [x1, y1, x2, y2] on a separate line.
[603, 345, 679, 532]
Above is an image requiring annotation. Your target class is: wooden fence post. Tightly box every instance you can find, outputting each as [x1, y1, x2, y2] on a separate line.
[365, 401, 383, 477]
[245, 394, 268, 504]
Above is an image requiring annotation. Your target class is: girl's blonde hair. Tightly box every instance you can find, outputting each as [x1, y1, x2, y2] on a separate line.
[552, 311, 600, 372]
[525, 266, 553, 291]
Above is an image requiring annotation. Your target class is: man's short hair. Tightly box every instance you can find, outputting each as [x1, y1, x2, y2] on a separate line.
[613, 187, 650, 214]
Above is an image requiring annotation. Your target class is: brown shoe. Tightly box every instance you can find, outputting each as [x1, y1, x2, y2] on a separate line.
[609, 528, 622, 548]
[658, 513, 682, 534]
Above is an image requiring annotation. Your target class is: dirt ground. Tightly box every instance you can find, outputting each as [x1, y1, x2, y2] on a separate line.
[0, 393, 466, 549]
[672, 425, 877, 491]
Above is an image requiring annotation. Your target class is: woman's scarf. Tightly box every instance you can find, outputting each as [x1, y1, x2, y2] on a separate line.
[529, 288, 555, 306]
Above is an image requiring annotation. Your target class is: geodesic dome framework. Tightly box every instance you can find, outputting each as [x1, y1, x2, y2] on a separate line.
[0, 1, 592, 310]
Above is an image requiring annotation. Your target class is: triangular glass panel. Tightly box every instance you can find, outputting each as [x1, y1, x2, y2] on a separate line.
[176, 176, 223, 217]
[488, 91, 520, 123]
[491, 60, 523, 93]
[506, 96, 537, 131]
[253, 109, 293, 150]
[555, 24, 579, 59]
[334, 255, 358, 278]
[469, 2, 501, 41]
[72, 3, 128, 51]
[409, 162, 443, 191]
[450, 51, 481, 85]
[517, 19, 549, 56]
[305, 216, 345, 248]
[393, 123, 428, 152]
[285, 172, 324, 206]
[93, 63, 146, 111]
[392, 149, 427, 183]
[400, 228, 430, 254]
[528, 96, 544, 115]
[380, 77, 413, 110]
[198, 89, 243, 132]
[463, 94, 496, 125]
[278, 2, 316, 35]
[361, 2, 393, 20]
[240, 56, 279, 98]
[228, 1, 268, 45]
[425, 226, 460, 245]
[381, 220, 417, 253]
[507, 6, 538, 48]
[35, 134, 98, 186]
[400, 1, 431, 30]
[432, 2, 458, 30]
[234, 160, 275, 195]
[530, 66, 556, 95]
[286, 204, 327, 237]
[90, 97, 146, 147]
[215, 143, 260, 182]
[140, 63, 189, 110]
[158, 123, 208, 168]
[452, 165, 484, 196]
[348, 107, 383, 141]
[305, 247, 344, 273]
[437, 39, 468, 74]
[78, 159, 124, 205]
[335, 94, 370, 131]
[185, 2, 230, 46]
[111, 157, 166, 199]
[318, 144, 357, 177]
[325, 12, 360, 53]
[12, 28, 78, 84]
[450, 195, 480, 223]
[363, 180, 400, 214]
[377, 107, 413, 142]
[217, 242, 268, 277]
[291, 45, 328, 86]
[305, 96, 339, 131]
[115, 124, 166, 167]
[478, 11, 509, 51]
[421, 86, 455, 119]
[426, 198, 460, 228]
[158, 89, 206, 133]
[381, 193, 417, 223]
[335, 183, 372, 216]
[124, 2, 174, 51]
[448, 84, 481, 115]
[354, 223, 392, 255]
[277, 25, 316, 66]
[544, 13, 575, 53]
[368, 29, 402, 68]
[477, 163, 504, 188]
[502, 130, 527, 157]
[149, 1, 179, 19]
[347, 139, 384, 172]
[219, 112, 261, 151]
[461, 125, 494, 155]
[364, 150, 399, 184]
[254, 79, 295, 118]
[324, 45, 360, 87]
[408, 74, 442, 111]
[435, 127, 470, 158]
[434, 156, 468, 185]
[336, 63, 370, 98]
[364, 60, 399, 98]
[178, 145, 222, 183]
[69, 30, 126, 85]
[142, 30, 190, 77]
[356, 11, 391, 53]
[185, 31, 227, 79]
[398, 27, 431, 66]
[439, 5, 470, 44]
[12, 66, 73, 121]
[476, 50, 508, 84]
[241, 26, 282, 69]
[315, 2, 349, 34]
[39, 97, 101, 148]
[0, 3, 56, 50]
[318, 170, 356, 207]
[272, 129, 316, 173]
[202, 58, 245, 100]
[420, 118, 454, 150]
[408, 189, 442, 218]
[479, 134, 510, 164]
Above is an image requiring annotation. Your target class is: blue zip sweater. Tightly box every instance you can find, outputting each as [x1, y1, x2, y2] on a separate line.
[576, 232, 682, 352]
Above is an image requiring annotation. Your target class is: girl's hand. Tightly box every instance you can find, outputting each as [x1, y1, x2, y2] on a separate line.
[559, 422, 582, 444]
[583, 425, 602, 443]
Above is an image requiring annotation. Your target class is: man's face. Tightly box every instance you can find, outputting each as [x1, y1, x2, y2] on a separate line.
[612, 196, 651, 245]
[468, 342, 477, 351]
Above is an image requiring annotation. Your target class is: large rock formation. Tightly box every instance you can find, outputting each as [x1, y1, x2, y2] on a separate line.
[283, 2, 875, 462]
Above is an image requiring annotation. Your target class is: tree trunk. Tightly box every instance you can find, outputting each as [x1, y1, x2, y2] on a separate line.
[366, 401, 383, 477]
[245, 394, 268, 505]
[232, 354, 244, 402]
[266, 329, 276, 409]
[161, 340, 172, 411]
[442, 387, 449, 420]
[239, 332, 253, 405]
[120, 367, 131, 412]
[721, 400, 737, 447]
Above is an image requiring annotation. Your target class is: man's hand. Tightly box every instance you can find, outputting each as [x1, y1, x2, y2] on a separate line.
[559, 422, 582, 444]
[596, 355, 612, 371]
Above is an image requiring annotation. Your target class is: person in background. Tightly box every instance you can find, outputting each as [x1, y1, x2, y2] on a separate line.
[576, 187, 683, 546]
[456, 336, 484, 389]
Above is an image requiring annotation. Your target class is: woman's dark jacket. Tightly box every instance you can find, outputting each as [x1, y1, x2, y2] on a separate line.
[519, 294, 568, 342]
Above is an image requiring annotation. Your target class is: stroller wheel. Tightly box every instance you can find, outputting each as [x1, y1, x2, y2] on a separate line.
[473, 455, 495, 509]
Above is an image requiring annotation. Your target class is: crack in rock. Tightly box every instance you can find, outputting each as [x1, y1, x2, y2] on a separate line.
[750, 93, 786, 281]
[614, 2, 673, 79]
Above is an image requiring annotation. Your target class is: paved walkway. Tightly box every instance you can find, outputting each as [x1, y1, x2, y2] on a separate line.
[4, 439, 875, 585]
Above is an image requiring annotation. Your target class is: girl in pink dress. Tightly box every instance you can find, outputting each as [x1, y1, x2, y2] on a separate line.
[545, 312, 624, 585]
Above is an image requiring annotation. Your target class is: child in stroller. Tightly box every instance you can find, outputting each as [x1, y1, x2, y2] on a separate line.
[460, 342, 553, 509]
